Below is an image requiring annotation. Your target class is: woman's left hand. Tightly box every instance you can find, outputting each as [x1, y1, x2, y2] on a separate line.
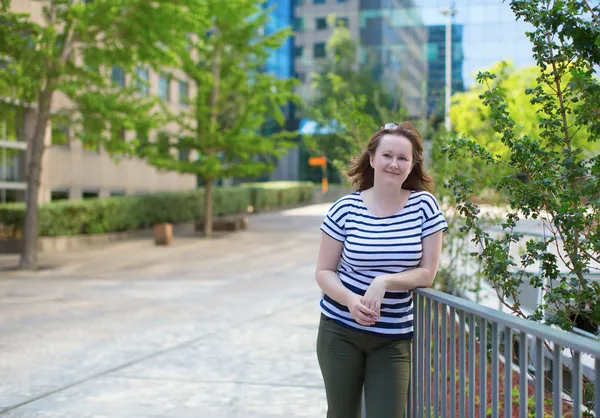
[361, 276, 388, 319]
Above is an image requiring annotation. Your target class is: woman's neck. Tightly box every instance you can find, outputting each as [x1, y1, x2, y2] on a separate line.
[369, 184, 408, 206]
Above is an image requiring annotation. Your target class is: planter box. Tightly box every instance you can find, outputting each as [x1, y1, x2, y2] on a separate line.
[153, 223, 173, 246]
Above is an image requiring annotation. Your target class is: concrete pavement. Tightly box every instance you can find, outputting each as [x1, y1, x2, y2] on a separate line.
[0, 204, 333, 418]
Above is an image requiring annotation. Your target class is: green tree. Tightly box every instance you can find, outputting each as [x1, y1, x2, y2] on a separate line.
[446, 0, 599, 411]
[138, 0, 299, 237]
[304, 19, 406, 177]
[451, 60, 597, 159]
[0, 0, 205, 269]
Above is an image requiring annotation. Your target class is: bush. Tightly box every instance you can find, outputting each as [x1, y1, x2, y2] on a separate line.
[0, 183, 315, 237]
[242, 181, 315, 212]
[0, 187, 248, 237]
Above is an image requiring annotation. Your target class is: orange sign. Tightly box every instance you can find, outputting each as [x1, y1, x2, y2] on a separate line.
[308, 156, 327, 166]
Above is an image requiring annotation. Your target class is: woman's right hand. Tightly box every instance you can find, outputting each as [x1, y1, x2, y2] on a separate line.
[346, 293, 378, 326]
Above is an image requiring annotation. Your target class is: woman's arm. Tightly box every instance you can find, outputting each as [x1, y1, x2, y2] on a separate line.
[361, 231, 444, 314]
[380, 230, 444, 290]
[315, 232, 377, 325]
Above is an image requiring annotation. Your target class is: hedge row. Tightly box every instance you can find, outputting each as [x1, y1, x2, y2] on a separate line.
[242, 181, 315, 211]
[0, 182, 315, 237]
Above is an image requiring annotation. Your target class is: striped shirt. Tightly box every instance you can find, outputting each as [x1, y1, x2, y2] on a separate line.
[319, 190, 448, 338]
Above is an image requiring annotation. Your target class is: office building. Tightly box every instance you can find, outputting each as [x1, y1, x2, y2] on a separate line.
[417, 0, 536, 119]
[293, 0, 427, 118]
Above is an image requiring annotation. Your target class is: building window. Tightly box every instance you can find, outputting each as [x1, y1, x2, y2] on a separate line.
[157, 131, 170, 154]
[136, 66, 149, 96]
[293, 17, 304, 32]
[111, 65, 125, 87]
[295, 72, 306, 83]
[314, 0, 325, 4]
[314, 42, 326, 58]
[336, 0, 348, 2]
[50, 114, 70, 147]
[293, 0, 304, 5]
[110, 190, 125, 197]
[51, 188, 69, 201]
[336, 17, 349, 28]
[179, 80, 189, 106]
[82, 117, 101, 153]
[158, 74, 170, 102]
[82, 190, 99, 199]
[294, 46, 304, 58]
[316, 18, 327, 30]
[178, 147, 189, 161]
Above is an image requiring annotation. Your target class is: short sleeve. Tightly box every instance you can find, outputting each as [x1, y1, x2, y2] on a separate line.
[320, 197, 351, 242]
[420, 193, 448, 239]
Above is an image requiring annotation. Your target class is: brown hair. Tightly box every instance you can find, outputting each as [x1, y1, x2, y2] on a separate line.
[347, 121, 433, 193]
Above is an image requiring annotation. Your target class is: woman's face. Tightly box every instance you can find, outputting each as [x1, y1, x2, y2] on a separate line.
[369, 134, 414, 187]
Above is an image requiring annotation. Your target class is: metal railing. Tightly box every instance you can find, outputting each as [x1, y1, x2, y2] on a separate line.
[408, 288, 600, 418]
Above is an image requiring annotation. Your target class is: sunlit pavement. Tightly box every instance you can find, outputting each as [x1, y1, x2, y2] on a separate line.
[0, 205, 331, 418]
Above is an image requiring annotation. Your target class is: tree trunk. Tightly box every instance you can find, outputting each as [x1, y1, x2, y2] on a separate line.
[203, 178, 214, 238]
[201, 43, 221, 239]
[19, 90, 53, 270]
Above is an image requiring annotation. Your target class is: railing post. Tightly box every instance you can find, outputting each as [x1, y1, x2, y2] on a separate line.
[425, 298, 432, 417]
[552, 344, 562, 418]
[450, 306, 456, 417]
[480, 318, 487, 418]
[491, 322, 499, 418]
[441, 304, 447, 418]
[418, 293, 424, 418]
[519, 332, 528, 418]
[433, 300, 439, 418]
[468, 314, 476, 418]
[459, 310, 466, 418]
[504, 328, 512, 418]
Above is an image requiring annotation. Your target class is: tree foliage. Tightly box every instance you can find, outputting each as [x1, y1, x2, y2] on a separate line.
[0, 0, 203, 269]
[138, 0, 299, 237]
[445, 0, 599, 411]
[451, 60, 597, 159]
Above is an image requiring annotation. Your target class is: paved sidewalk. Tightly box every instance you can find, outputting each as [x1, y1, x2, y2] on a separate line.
[0, 205, 333, 418]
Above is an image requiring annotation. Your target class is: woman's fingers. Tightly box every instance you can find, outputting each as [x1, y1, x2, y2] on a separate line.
[358, 302, 377, 317]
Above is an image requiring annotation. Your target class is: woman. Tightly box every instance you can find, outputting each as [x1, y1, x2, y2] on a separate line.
[315, 122, 448, 418]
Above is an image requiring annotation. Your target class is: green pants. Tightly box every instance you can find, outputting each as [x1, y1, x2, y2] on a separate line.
[316, 314, 411, 418]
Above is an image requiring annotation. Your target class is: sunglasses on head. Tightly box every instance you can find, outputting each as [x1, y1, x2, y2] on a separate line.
[380, 123, 399, 130]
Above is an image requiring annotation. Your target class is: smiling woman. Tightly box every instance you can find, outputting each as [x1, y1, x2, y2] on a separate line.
[314, 121, 448, 418]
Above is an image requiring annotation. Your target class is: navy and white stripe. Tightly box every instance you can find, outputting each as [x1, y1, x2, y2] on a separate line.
[319, 190, 448, 338]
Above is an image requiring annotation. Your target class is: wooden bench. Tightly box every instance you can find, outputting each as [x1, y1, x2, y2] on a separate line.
[195, 214, 249, 232]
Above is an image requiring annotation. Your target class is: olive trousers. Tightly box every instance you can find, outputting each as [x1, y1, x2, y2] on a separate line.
[316, 314, 411, 418]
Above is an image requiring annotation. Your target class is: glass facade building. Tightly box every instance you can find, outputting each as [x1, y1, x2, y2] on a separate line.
[359, 0, 428, 117]
[413, 0, 536, 118]
[264, 0, 295, 80]
[263, 0, 301, 181]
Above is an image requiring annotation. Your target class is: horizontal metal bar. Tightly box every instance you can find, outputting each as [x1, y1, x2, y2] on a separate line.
[415, 288, 600, 356]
